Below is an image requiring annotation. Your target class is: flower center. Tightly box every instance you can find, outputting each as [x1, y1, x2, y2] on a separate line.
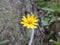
[28, 20, 32, 24]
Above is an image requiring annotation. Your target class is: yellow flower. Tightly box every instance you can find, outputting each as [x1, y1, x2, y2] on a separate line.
[20, 14, 39, 29]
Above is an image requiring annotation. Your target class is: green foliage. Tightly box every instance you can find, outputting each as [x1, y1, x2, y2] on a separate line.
[49, 39, 60, 45]
[42, 17, 51, 26]
[41, 15, 60, 26]
[0, 40, 10, 45]
[37, 0, 60, 26]
[57, 17, 60, 21]
[42, 7, 54, 12]
[42, 15, 55, 26]
[54, 41, 60, 45]
[37, 0, 60, 12]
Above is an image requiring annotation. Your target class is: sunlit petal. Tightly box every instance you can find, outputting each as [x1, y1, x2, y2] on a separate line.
[31, 14, 35, 18]
[27, 14, 30, 19]
[20, 13, 39, 29]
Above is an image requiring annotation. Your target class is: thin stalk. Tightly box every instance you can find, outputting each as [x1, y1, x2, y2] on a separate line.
[28, 28, 34, 45]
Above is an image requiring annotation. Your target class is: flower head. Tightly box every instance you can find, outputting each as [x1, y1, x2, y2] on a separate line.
[20, 14, 39, 29]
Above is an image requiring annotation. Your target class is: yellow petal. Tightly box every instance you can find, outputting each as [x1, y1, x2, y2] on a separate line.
[22, 19, 27, 22]
[20, 13, 39, 29]
[31, 14, 35, 18]
[34, 19, 39, 22]
[23, 23, 27, 27]
[27, 26, 30, 28]
[27, 13, 31, 19]
[22, 16, 27, 20]
[31, 25, 37, 28]
[20, 22, 24, 24]
[22, 16, 27, 22]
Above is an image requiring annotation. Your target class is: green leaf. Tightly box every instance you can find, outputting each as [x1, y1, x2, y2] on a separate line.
[42, 7, 54, 12]
[37, 0, 60, 12]
[42, 20, 51, 26]
[49, 39, 60, 45]
[0, 40, 10, 44]
[54, 41, 60, 45]
[57, 17, 60, 21]
[41, 15, 54, 26]
[54, 8, 60, 12]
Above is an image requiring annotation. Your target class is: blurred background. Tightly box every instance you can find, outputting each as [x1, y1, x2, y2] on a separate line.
[0, 0, 60, 45]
